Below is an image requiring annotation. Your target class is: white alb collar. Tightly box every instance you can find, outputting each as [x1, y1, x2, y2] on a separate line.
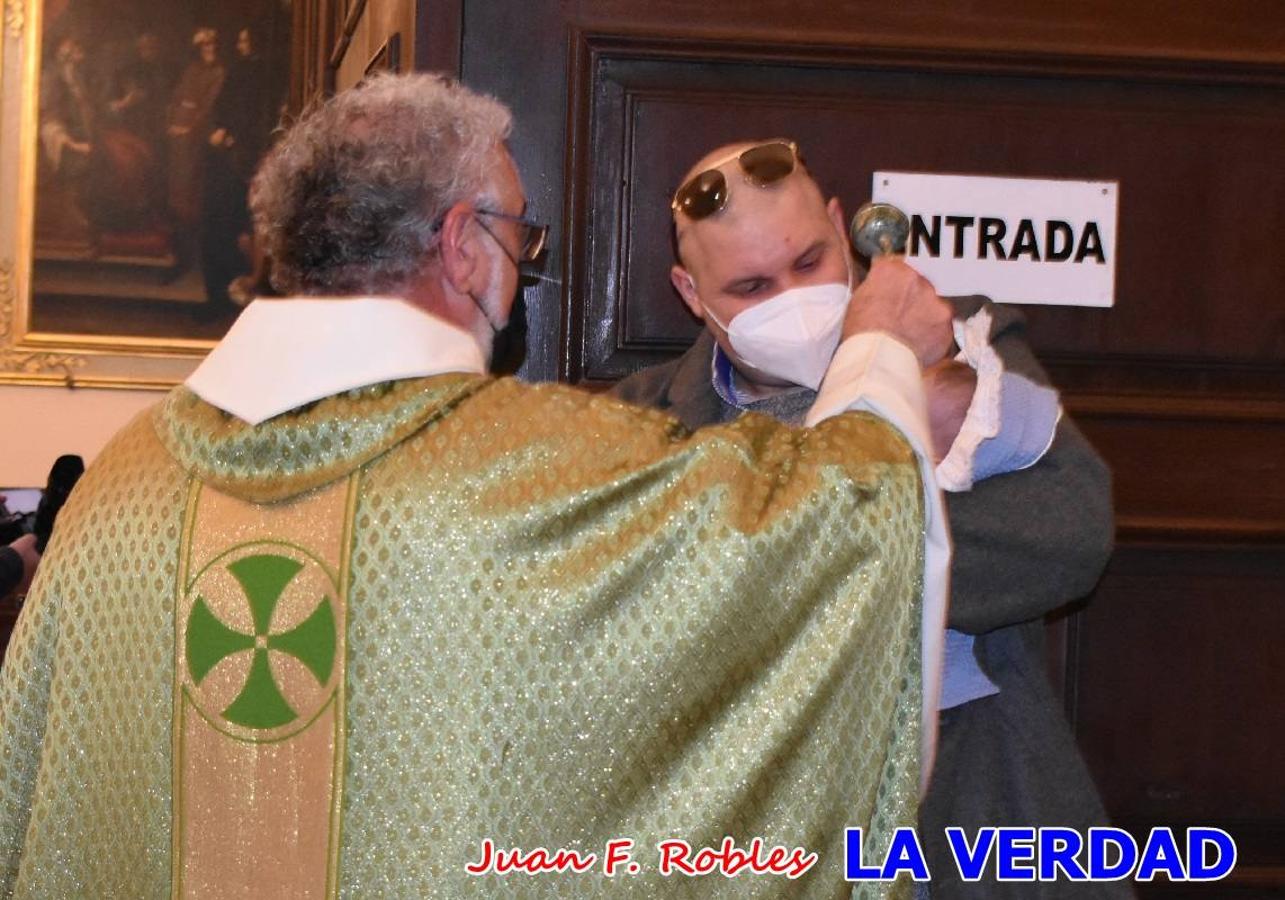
[186, 297, 487, 425]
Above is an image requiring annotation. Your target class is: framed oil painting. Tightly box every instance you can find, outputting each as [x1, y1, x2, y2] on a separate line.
[0, 0, 293, 388]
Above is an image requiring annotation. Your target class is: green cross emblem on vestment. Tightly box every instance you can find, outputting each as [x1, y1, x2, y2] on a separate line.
[186, 552, 337, 731]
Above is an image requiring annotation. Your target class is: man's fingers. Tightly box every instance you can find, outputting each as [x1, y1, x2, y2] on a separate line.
[843, 256, 955, 366]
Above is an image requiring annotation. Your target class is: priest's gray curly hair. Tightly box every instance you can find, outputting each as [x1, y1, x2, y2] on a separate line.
[250, 73, 513, 296]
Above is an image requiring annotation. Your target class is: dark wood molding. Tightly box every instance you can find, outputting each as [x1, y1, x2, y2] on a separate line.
[567, 0, 1285, 73]
[575, 29, 1285, 88]
[415, 0, 463, 77]
[1116, 516, 1285, 545]
[561, 27, 598, 383]
[1065, 392, 1285, 423]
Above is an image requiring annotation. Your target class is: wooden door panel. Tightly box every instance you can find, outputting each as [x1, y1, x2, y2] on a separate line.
[1073, 546, 1285, 882]
[575, 48, 1285, 392]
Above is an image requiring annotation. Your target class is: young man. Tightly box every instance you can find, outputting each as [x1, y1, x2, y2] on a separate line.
[616, 140, 1126, 899]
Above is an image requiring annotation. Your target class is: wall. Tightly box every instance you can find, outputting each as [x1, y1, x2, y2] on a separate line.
[1, 384, 159, 486]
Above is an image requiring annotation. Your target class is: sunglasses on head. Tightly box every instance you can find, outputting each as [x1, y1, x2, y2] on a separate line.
[670, 140, 800, 221]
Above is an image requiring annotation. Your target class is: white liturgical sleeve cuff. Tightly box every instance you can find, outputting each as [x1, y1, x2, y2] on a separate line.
[805, 332, 951, 796]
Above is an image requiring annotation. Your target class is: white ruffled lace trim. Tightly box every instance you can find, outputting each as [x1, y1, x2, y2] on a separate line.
[934, 307, 1003, 492]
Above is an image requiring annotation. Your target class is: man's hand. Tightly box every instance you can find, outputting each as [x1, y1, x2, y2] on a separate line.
[8, 533, 40, 597]
[924, 360, 977, 463]
[841, 256, 954, 367]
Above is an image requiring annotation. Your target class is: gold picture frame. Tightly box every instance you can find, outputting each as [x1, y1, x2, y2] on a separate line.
[0, 0, 293, 389]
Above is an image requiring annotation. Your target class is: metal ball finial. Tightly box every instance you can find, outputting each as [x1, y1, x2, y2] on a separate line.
[851, 201, 910, 258]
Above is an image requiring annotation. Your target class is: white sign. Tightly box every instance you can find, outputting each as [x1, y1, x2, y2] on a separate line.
[871, 172, 1118, 307]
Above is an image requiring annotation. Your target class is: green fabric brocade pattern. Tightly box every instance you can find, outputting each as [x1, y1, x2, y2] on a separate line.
[1, 373, 923, 898]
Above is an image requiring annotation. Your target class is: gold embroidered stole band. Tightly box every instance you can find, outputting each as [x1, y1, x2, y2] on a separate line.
[173, 476, 357, 898]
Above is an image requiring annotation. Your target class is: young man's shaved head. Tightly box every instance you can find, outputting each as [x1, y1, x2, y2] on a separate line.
[672, 140, 829, 260]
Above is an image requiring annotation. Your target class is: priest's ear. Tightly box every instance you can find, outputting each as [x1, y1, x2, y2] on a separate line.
[436, 202, 484, 295]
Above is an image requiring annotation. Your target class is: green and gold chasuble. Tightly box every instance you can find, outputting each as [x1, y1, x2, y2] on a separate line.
[1, 373, 923, 898]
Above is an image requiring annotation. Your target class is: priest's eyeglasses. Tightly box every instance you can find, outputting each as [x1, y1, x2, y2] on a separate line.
[670, 140, 800, 221]
[473, 208, 549, 264]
